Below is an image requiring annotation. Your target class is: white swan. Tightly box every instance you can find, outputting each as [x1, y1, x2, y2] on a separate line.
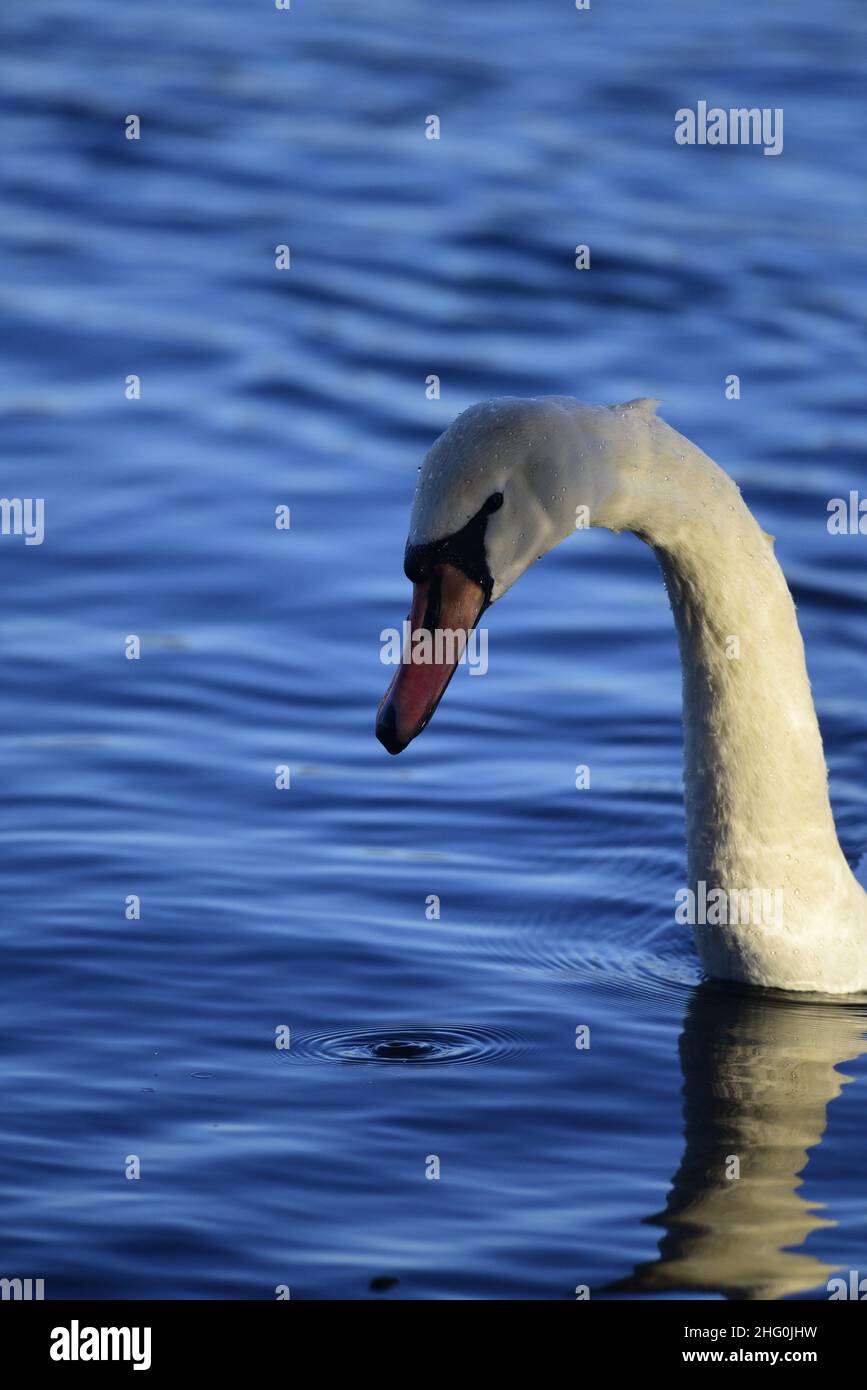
[376, 397, 867, 994]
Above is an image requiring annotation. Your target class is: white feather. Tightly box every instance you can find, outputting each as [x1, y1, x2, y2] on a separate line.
[409, 397, 867, 992]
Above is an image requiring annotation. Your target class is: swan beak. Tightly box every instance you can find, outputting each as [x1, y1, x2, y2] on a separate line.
[376, 565, 487, 755]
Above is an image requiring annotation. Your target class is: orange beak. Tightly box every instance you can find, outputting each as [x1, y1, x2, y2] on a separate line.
[376, 564, 487, 754]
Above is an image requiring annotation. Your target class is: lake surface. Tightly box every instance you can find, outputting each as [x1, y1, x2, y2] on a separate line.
[1, 0, 866, 1299]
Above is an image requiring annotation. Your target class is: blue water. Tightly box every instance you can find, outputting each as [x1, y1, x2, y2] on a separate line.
[2, 0, 866, 1300]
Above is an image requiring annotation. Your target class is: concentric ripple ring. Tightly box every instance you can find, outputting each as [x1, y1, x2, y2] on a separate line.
[281, 1025, 526, 1066]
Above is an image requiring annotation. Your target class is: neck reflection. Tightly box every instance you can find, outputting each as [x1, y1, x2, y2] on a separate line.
[612, 983, 867, 1300]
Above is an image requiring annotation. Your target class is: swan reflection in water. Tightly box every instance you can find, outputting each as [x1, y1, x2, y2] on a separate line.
[610, 984, 867, 1300]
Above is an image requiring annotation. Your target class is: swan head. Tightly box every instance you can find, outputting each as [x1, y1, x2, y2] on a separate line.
[376, 395, 642, 754]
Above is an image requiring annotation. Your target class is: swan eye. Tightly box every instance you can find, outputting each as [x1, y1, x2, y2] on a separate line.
[404, 491, 504, 599]
[484, 491, 505, 515]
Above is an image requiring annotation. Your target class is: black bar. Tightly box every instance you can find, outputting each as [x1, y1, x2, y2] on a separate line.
[1, 1296, 862, 1375]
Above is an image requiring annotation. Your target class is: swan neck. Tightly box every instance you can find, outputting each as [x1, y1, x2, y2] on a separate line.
[578, 416, 862, 987]
[638, 465, 847, 923]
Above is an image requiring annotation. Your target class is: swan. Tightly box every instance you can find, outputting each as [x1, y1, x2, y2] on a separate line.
[375, 396, 867, 994]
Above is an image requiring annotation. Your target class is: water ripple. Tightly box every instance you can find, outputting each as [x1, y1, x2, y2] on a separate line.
[281, 1025, 528, 1067]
